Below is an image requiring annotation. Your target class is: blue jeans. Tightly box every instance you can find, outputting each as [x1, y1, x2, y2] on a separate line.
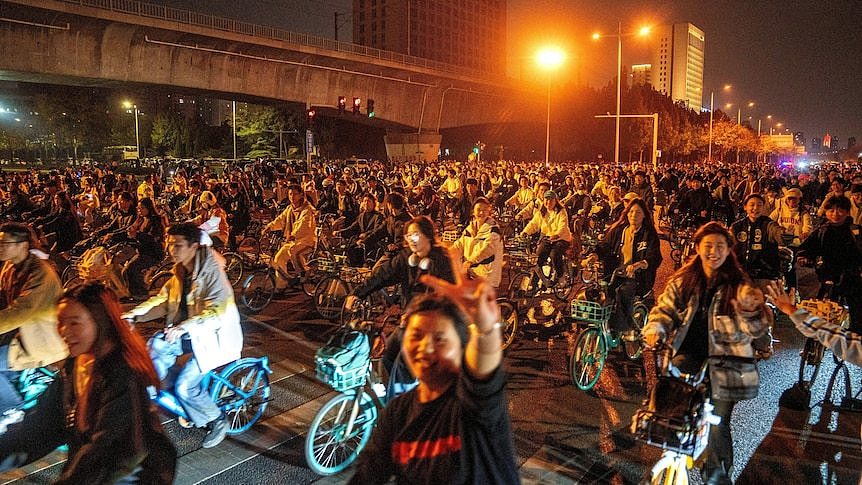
[148, 334, 221, 427]
[0, 346, 22, 414]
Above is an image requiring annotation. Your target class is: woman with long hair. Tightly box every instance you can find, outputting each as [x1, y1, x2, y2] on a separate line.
[123, 197, 166, 302]
[0, 282, 176, 484]
[643, 222, 772, 485]
[589, 198, 662, 336]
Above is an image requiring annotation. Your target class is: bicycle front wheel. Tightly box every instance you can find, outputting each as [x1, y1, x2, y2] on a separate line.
[305, 391, 378, 476]
[798, 337, 824, 392]
[222, 251, 245, 287]
[241, 270, 276, 313]
[212, 359, 271, 435]
[570, 327, 607, 391]
[498, 298, 519, 350]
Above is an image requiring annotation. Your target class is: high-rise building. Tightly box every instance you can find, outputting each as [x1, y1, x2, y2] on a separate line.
[629, 64, 652, 87]
[650, 23, 704, 110]
[352, 0, 506, 74]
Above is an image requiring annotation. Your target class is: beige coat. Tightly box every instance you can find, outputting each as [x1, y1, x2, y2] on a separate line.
[0, 253, 68, 370]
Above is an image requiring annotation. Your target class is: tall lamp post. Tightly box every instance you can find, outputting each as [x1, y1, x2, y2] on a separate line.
[707, 84, 732, 162]
[593, 24, 650, 165]
[536, 47, 565, 166]
[122, 101, 140, 160]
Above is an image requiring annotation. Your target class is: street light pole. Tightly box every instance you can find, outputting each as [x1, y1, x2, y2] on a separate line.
[133, 105, 140, 160]
[708, 91, 714, 162]
[545, 72, 552, 166]
[615, 21, 622, 165]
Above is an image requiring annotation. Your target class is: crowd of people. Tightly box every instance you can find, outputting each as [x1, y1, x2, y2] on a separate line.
[0, 153, 861, 483]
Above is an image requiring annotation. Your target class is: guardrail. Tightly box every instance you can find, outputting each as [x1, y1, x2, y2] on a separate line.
[57, 0, 473, 77]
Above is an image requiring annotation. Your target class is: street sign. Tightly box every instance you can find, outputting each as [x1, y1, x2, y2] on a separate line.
[305, 130, 314, 154]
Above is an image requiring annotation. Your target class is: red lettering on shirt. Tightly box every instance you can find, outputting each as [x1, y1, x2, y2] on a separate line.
[391, 435, 462, 465]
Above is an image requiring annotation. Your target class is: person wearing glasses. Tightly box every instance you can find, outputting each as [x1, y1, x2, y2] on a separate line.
[344, 216, 455, 375]
[0, 223, 68, 421]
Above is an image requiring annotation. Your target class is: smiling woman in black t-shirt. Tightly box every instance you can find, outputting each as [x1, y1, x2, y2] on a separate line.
[349, 251, 520, 485]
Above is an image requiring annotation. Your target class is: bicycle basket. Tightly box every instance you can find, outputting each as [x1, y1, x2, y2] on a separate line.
[630, 377, 710, 458]
[799, 299, 849, 328]
[314, 329, 371, 392]
[570, 299, 611, 325]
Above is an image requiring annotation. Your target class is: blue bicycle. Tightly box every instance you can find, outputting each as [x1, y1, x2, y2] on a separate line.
[154, 355, 273, 435]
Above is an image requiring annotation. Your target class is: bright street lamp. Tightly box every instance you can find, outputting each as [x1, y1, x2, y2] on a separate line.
[122, 100, 140, 160]
[536, 47, 566, 166]
[593, 23, 650, 165]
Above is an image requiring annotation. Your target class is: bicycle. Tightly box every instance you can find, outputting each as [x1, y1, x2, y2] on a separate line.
[506, 236, 577, 303]
[631, 348, 720, 485]
[304, 322, 416, 475]
[796, 285, 848, 392]
[149, 333, 273, 434]
[569, 266, 652, 391]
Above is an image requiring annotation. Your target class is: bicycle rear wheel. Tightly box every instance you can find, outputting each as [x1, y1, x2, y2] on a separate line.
[798, 337, 824, 391]
[241, 270, 276, 313]
[570, 327, 607, 391]
[314, 277, 350, 321]
[211, 359, 271, 435]
[305, 391, 377, 476]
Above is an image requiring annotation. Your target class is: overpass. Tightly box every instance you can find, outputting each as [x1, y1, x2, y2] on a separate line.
[0, 0, 535, 143]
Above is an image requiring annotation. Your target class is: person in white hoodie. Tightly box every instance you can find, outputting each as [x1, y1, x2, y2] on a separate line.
[452, 197, 504, 288]
[124, 223, 242, 449]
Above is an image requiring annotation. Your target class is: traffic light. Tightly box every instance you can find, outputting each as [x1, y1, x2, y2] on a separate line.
[366, 99, 375, 118]
[306, 107, 316, 124]
[337, 96, 346, 114]
[352, 97, 361, 115]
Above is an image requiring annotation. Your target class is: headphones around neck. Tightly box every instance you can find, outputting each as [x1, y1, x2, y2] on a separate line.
[408, 252, 431, 271]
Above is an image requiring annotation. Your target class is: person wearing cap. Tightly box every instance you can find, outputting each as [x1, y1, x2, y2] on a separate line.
[770, 187, 811, 245]
[731, 193, 785, 290]
[192, 190, 229, 248]
[520, 190, 573, 286]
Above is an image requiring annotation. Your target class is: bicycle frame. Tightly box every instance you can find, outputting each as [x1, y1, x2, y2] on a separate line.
[153, 356, 271, 422]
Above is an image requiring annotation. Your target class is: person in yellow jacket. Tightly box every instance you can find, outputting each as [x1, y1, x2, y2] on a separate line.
[520, 190, 573, 285]
[263, 185, 317, 289]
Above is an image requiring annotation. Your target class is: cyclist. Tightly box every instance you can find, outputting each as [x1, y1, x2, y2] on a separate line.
[587, 198, 661, 338]
[339, 192, 386, 266]
[0, 223, 68, 418]
[263, 184, 317, 290]
[504, 175, 534, 212]
[451, 197, 504, 288]
[123, 197, 166, 302]
[520, 190, 572, 286]
[123, 223, 242, 449]
[730, 194, 785, 290]
[796, 195, 862, 334]
[676, 175, 712, 227]
[644, 222, 772, 485]
[769, 187, 811, 291]
[193, 191, 229, 249]
[93, 191, 137, 245]
[224, 181, 251, 252]
[0, 282, 176, 484]
[349, 258, 518, 484]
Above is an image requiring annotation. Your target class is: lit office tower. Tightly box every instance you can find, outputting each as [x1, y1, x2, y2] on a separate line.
[629, 64, 652, 87]
[352, 0, 506, 74]
[650, 23, 704, 110]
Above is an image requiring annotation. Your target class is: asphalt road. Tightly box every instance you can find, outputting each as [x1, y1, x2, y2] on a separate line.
[2, 241, 860, 484]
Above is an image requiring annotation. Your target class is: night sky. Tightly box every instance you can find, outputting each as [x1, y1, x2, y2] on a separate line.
[154, 0, 861, 146]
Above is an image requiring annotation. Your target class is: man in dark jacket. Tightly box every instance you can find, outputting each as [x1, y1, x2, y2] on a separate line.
[731, 194, 784, 286]
[340, 192, 386, 264]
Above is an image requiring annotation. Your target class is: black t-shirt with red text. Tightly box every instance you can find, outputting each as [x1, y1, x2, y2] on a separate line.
[349, 364, 520, 485]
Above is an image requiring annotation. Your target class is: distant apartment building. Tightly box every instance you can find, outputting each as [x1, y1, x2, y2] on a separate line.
[650, 23, 704, 110]
[352, 0, 506, 74]
[629, 63, 652, 87]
